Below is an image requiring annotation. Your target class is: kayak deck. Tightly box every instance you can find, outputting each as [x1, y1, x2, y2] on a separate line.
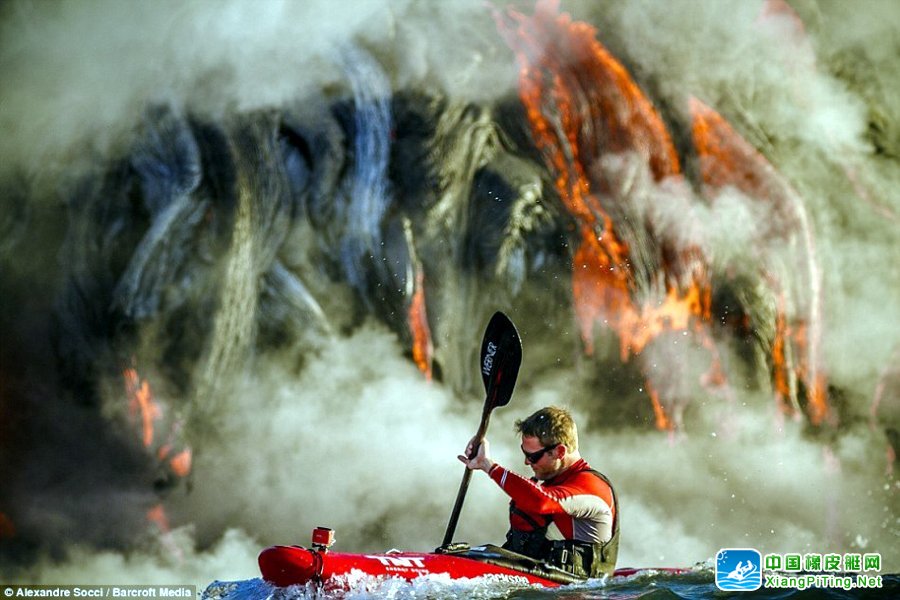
[259, 543, 685, 589]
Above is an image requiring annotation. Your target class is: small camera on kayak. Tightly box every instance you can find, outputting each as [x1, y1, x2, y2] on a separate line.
[311, 527, 335, 551]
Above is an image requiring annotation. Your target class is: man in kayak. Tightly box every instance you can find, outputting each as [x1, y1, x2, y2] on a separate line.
[458, 406, 619, 578]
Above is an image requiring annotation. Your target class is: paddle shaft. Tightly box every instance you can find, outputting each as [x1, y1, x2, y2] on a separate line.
[439, 311, 521, 550]
[441, 405, 494, 547]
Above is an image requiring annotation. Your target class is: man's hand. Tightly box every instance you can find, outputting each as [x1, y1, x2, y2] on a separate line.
[458, 436, 495, 473]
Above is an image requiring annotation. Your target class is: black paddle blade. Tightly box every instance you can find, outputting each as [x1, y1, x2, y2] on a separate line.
[439, 311, 522, 549]
[479, 311, 522, 410]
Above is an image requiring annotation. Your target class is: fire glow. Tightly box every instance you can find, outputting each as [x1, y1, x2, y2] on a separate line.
[408, 266, 434, 381]
[497, 0, 829, 428]
[122, 363, 193, 477]
[123, 365, 160, 448]
[689, 96, 829, 425]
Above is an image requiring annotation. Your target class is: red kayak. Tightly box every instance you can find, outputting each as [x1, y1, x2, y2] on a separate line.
[259, 528, 687, 589]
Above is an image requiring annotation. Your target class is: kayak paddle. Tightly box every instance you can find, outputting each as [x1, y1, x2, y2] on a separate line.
[440, 311, 522, 548]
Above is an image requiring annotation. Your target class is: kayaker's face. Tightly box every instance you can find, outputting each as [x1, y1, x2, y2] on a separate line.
[521, 435, 562, 480]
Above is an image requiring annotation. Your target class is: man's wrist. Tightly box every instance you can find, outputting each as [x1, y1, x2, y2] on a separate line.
[486, 461, 498, 475]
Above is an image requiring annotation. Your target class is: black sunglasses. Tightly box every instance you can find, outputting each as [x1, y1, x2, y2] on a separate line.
[521, 444, 558, 464]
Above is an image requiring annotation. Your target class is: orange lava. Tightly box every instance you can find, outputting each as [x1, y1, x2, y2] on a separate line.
[644, 381, 672, 431]
[497, 0, 718, 429]
[771, 294, 796, 416]
[146, 503, 170, 533]
[159, 445, 193, 478]
[690, 97, 776, 198]
[123, 366, 161, 448]
[690, 96, 830, 424]
[408, 267, 433, 380]
[124, 363, 193, 477]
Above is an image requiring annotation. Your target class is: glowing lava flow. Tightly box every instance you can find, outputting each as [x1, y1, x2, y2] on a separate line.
[689, 96, 830, 424]
[497, 0, 719, 428]
[122, 363, 193, 476]
[123, 365, 161, 448]
[122, 363, 192, 551]
[408, 266, 434, 381]
[146, 503, 171, 532]
[405, 218, 433, 381]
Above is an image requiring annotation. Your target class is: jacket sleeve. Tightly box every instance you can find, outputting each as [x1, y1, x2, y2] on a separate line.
[488, 464, 613, 519]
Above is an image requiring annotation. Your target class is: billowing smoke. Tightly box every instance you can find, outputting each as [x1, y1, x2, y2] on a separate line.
[1, 0, 898, 588]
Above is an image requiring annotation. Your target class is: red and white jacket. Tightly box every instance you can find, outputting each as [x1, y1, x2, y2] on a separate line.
[488, 458, 615, 544]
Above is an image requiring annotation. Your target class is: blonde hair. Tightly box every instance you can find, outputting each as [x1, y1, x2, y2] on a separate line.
[514, 406, 578, 452]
